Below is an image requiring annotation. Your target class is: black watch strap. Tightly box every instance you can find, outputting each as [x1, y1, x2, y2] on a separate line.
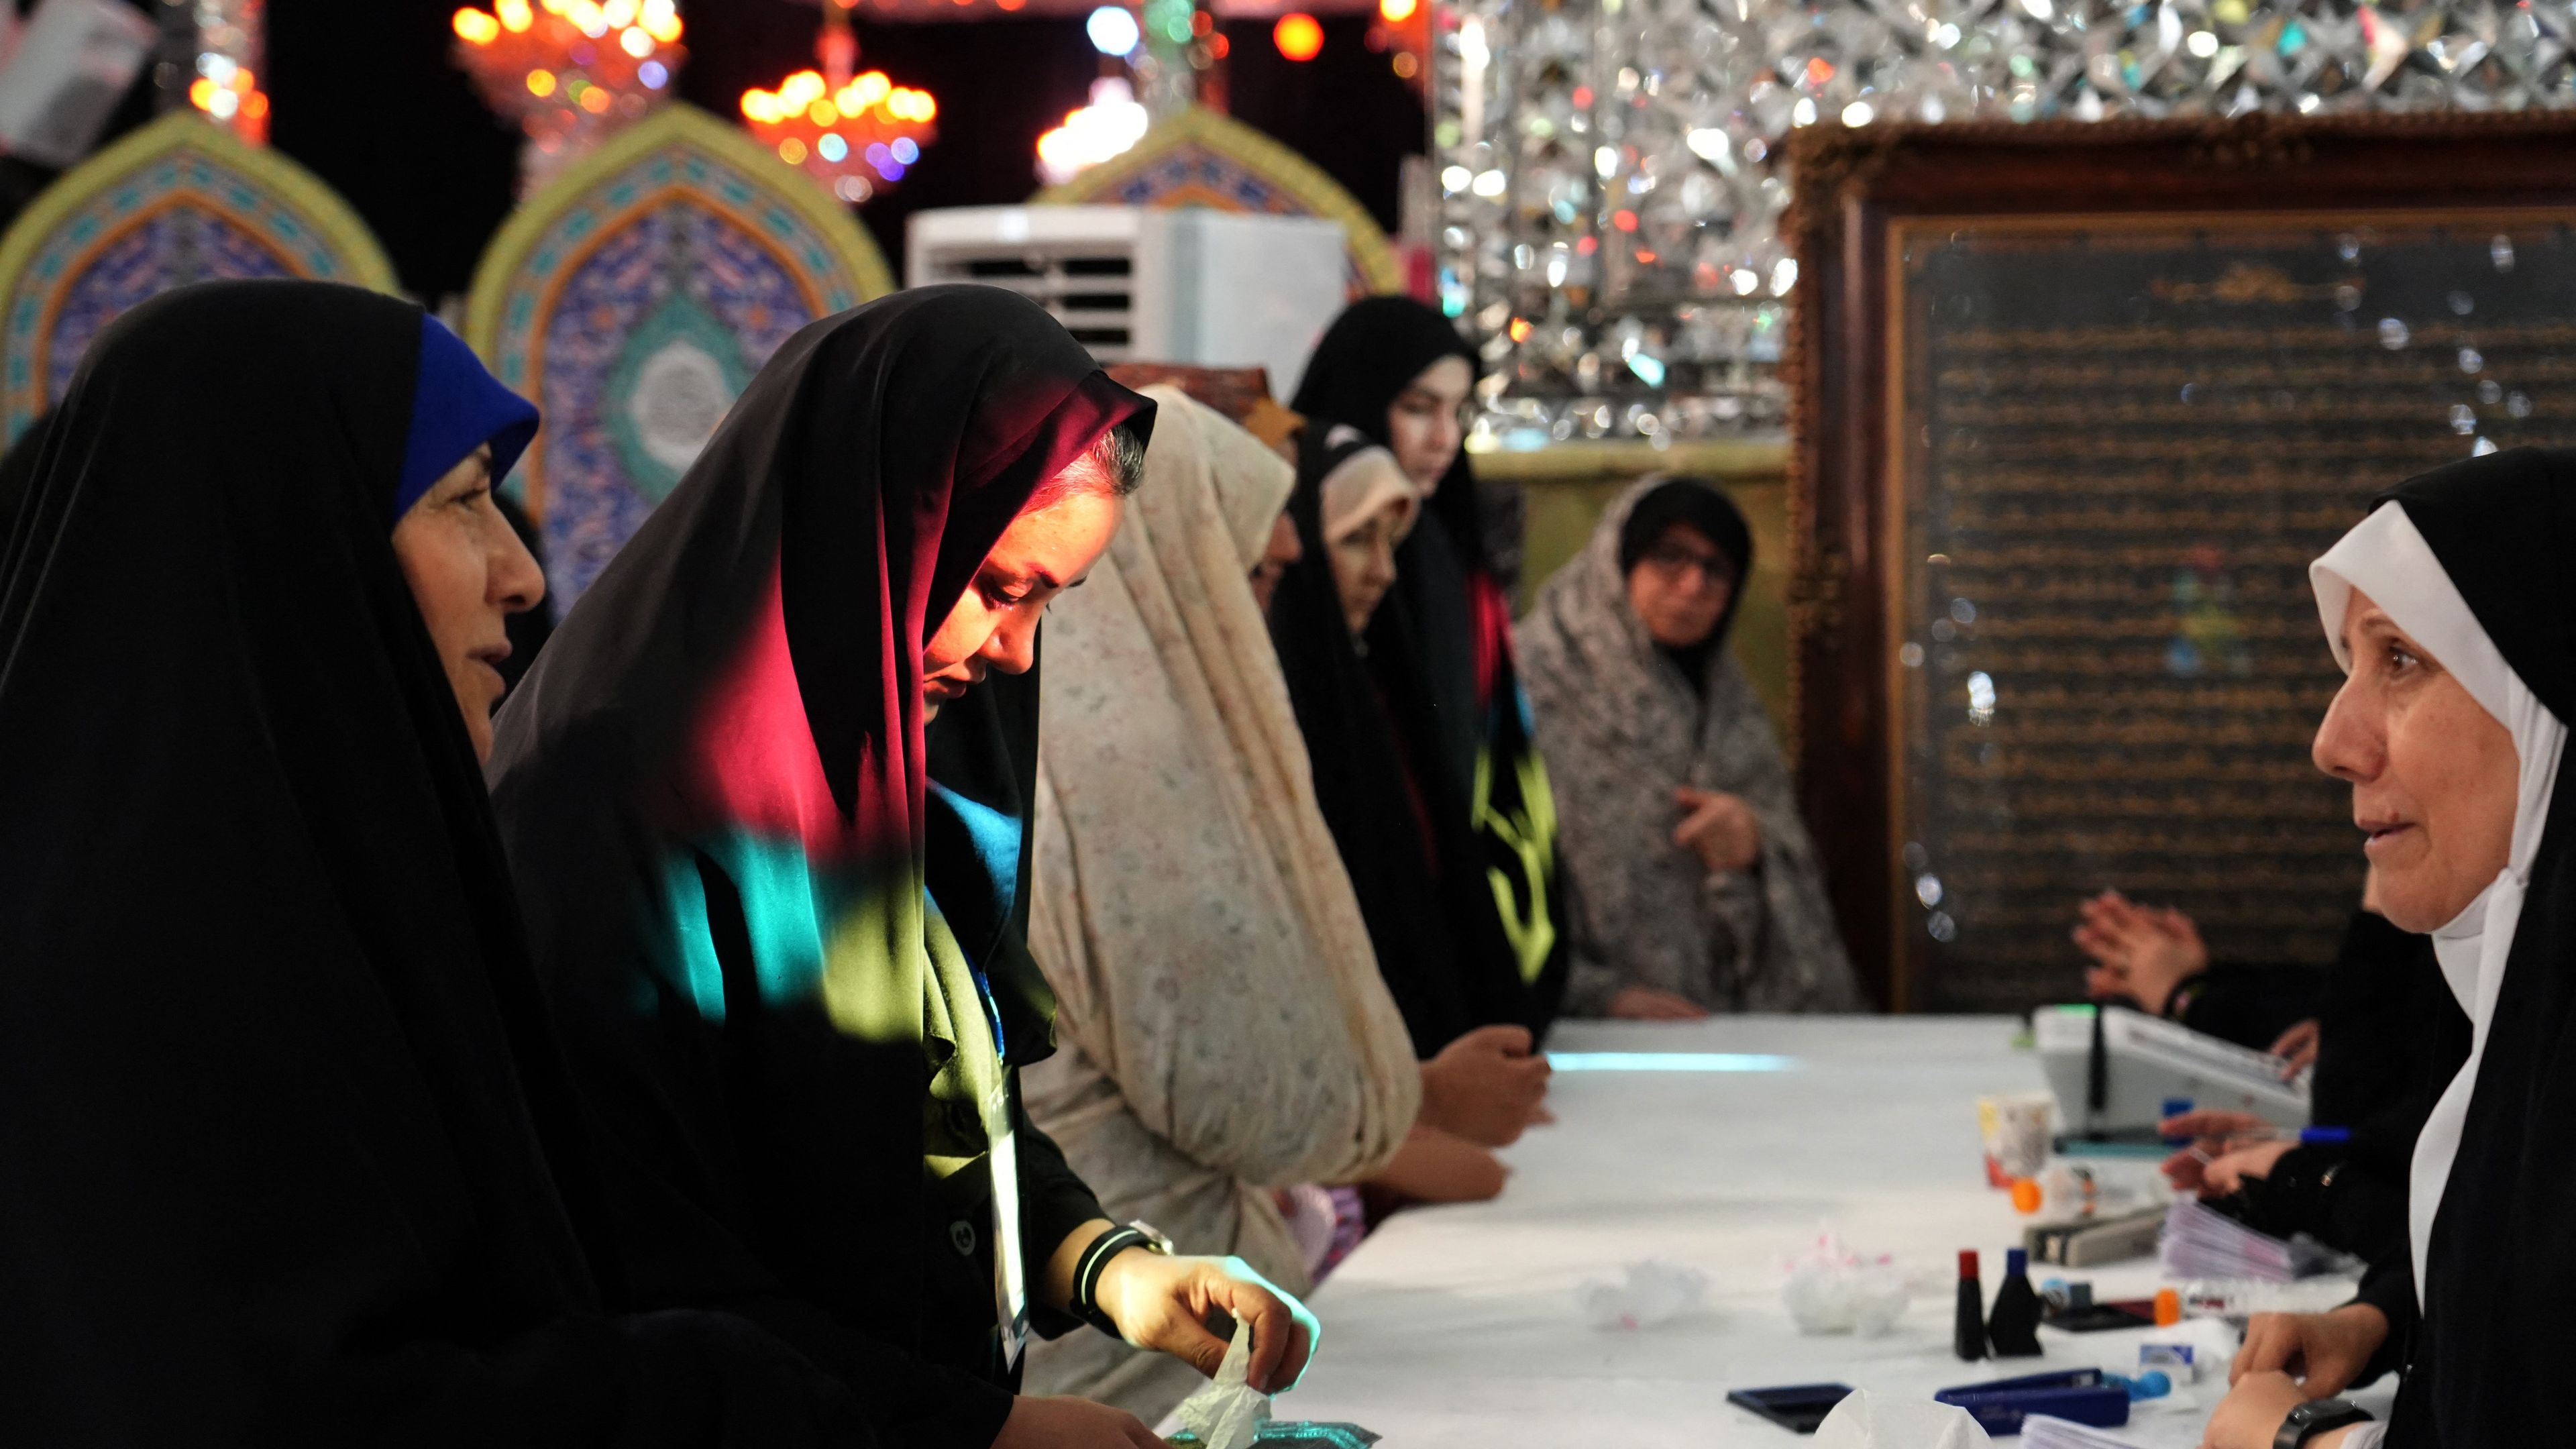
[2275, 1398, 2373, 1448]
[1072, 1224, 1168, 1338]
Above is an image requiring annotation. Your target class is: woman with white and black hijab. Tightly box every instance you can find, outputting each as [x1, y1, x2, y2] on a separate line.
[2204, 447, 2576, 1448]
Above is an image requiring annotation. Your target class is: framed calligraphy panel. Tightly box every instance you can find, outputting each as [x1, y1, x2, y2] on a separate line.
[1787, 115, 2576, 1011]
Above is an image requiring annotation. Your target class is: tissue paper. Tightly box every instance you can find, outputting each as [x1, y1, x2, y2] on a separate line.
[1575, 1258, 1708, 1330]
[1172, 1318, 1271, 1449]
[1814, 1391, 1994, 1448]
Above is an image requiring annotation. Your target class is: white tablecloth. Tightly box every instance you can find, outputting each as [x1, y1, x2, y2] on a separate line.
[1280, 1016, 2361, 1447]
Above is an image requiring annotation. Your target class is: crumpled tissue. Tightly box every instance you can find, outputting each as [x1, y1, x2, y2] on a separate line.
[1814, 1391, 1994, 1448]
[1575, 1257, 1708, 1330]
[1172, 1318, 1271, 1449]
[1784, 1225, 1911, 1336]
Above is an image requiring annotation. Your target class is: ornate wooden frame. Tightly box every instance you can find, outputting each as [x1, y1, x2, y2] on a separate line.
[1784, 111, 2576, 1011]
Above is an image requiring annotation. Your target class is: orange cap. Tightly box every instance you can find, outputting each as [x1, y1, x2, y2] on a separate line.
[2153, 1287, 2182, 1326]
[2009, 1178, 2043, 1214]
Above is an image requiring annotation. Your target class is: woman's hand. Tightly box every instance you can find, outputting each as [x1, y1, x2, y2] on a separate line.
[1672, 788, 1760, 875]
[1607, 985, 1708, 1020]
[2197, 1370, 2372, 1449]
[1368, 1122, 1508, 1203]
[2231, 1305, 2389, 1397]
[2073, 891, 2208, 1015]
[2198, 1371, 2308, 1449]
[2157, 1108, 2271, 1193]
[1419, 1024, 1550, 1146]
[2269, 1018, 2322, 1075]
[993, 1395, 1162, 1449]
[2202, 1138, 2296, 1195]
[1092, 1250, 1318, 1393]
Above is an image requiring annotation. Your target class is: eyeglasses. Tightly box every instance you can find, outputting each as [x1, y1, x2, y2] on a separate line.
[1640, 540, 1734, 588]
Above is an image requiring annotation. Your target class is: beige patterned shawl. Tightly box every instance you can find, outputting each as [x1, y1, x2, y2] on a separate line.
[1518, 478, 1864, 1015]
[1022, 389, 1421, 1417]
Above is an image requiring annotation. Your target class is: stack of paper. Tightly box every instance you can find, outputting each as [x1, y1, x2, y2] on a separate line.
[2022, 1412, 2145, 1448]
[2158, 1195, 2335, 1283]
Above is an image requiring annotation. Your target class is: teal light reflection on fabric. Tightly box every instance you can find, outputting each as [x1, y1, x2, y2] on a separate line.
[716, 833, 829, 1006]
[1546, 1051, 1800, 1073]
[658, 854, 727, 1023]
[653, 833, 836, 1023]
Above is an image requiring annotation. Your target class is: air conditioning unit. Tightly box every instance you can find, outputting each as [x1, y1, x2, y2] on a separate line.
[0, 0, 156, 170]
[906, 205, 1348, 402]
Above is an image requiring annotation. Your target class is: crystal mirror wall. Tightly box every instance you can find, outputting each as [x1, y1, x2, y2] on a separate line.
[1432, 0, 2576, 449]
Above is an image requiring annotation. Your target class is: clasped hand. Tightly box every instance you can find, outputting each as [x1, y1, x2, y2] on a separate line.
[1673, 787, 1760, 876]
[1419, 1023, 1550, 1146]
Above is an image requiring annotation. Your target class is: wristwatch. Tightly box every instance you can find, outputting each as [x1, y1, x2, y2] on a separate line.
[1071, 1220, 1173, 1338]
[2275, 1399, 2373, 1448]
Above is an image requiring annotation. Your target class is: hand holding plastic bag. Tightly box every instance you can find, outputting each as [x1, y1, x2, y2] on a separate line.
[1172, 1318, 1271, 1449]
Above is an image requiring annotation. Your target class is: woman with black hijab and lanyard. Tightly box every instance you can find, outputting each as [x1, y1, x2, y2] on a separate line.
[0, 281, 870, 1445]
[2200, 447, 2576, 1448]
[1283, 299, 1567, 1061]
[486, 286, 1314, 1449]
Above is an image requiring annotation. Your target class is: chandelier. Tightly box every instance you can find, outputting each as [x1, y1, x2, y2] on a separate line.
[739, 0, 936, 203]
[1036, 77, 1147, 187]
[452, 0, 685, 170]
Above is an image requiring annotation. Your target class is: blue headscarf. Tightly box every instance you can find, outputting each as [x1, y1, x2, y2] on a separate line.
[396, 317, 539, 521]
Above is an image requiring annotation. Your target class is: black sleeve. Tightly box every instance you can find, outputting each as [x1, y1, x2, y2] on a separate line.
[2350, 1260, 2418, 1389]
[2171, 963, 2324, 1051]
[553, 1002, 1022, 1449]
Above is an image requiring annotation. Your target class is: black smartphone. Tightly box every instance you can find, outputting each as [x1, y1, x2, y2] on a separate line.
[1725, 1383, 1856, 1434]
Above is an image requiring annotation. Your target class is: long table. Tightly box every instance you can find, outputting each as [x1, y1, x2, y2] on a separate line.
[1281, 1016, 2373, 1447]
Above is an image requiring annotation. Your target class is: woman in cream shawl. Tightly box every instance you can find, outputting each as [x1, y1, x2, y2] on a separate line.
[1022, 390, 1424, 1418]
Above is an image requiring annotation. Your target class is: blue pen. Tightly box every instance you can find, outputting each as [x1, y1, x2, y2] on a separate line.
[2186, 1124, 2351, 1163]
[2160, 1097, 2194, 1148]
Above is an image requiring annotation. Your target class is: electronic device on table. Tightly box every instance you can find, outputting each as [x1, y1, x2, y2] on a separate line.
[1726, 1383, 1855, 1434]
[2034, 1004, 2308, 1142]
[2027, 1208, 2167, 1269]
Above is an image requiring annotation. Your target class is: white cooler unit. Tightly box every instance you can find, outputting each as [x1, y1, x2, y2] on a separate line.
[906, 205, 1348, 400]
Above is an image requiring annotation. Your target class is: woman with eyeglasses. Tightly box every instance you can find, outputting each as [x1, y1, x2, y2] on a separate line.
[1517, 476, 1864, 1019]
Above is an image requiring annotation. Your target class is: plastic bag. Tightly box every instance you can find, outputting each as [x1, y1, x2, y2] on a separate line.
[1783, 1224, 1911, 1336]
[1171, 1319, 1271, 1449]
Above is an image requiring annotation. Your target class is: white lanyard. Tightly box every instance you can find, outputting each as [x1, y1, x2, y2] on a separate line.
[986, 1085, 1028, 1373]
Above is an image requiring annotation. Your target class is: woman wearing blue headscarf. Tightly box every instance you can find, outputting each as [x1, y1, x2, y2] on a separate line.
[0, 281, 870, 1446]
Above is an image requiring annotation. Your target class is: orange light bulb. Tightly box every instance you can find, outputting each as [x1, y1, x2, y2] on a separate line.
[1273, 13, 1324, 61]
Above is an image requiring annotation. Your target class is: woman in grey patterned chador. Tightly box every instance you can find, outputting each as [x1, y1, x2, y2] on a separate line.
[1518, 476, 1863, 1018]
